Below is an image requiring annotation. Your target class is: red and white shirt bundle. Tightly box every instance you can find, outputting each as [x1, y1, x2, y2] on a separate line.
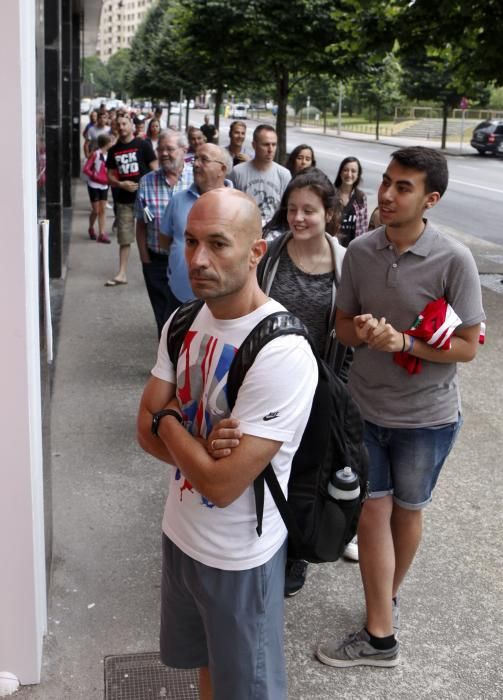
[394, 297, 485, 375]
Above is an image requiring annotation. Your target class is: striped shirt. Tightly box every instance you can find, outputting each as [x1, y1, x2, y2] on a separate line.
[135, 163, 193, 254]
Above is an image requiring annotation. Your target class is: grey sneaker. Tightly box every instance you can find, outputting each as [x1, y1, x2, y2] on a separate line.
[316, 628, 399, 668]
[392, 596, 400, 638]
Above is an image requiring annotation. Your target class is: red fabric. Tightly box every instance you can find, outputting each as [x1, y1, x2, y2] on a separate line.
[394, 297, 462, 375]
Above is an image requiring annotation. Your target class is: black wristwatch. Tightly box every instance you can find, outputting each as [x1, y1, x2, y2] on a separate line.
[151, 408, 183, 436]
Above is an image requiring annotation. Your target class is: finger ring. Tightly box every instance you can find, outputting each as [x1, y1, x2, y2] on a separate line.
[211, 439, 217, 450]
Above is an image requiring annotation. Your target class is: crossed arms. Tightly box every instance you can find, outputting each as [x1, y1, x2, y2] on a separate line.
[137, 375, 281, 508]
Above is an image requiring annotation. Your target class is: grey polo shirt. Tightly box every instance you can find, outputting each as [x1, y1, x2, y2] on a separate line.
[336, 222, 485, 428]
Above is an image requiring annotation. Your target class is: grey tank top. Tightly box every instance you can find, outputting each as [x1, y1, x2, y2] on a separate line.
[269, 249, 334, 355]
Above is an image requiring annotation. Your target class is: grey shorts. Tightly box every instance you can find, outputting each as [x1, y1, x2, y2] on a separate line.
[115, 202, 135, 245]
[160, 534, 287, 700]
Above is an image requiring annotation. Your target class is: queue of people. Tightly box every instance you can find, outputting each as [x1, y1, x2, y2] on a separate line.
[79, 108, 485, 698]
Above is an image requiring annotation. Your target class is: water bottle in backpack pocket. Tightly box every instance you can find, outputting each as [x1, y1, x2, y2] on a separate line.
[316, 467, 361, 562]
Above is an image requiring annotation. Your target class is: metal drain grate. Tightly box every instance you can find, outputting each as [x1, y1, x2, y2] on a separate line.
[104, 652, 199, 699]
[480, 273, 503, 295]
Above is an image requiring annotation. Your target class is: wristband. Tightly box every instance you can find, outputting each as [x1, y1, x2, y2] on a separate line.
[151, 408, 183, 437]
[408, 335, 415, 353]
[401, 333, 406, 353]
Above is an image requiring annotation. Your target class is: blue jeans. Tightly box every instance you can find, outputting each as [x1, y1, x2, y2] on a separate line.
[364, 415, 462, 510]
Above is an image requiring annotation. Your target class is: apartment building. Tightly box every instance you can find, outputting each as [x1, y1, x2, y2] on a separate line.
[97, 0, 155, 61]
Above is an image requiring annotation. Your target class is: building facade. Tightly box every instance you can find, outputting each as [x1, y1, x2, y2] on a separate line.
[0, 0, 101, 687]
[97, 0, 155, 61]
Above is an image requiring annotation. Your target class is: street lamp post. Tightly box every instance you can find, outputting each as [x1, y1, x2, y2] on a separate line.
[338, 81, 343, 135]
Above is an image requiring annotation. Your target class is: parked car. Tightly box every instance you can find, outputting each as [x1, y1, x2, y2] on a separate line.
[105, 99, 124, 111]
[80, 98, 91, 114]
[470, 120, 503, 156]
[231, 103, 248, 119]
[91, 96, 109, 111]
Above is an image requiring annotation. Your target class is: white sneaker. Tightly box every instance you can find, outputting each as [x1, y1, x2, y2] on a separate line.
[343, 535, 359, 561]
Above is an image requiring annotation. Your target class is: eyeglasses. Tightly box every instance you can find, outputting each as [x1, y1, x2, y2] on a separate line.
[193, 155, 225, 166]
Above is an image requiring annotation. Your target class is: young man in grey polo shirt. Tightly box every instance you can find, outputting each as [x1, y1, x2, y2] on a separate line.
[317, 147, 485, 668]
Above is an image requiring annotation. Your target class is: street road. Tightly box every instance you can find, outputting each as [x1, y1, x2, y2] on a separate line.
[191, 110, 503, 246]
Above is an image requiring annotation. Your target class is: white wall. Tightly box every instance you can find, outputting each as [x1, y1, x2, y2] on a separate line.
[0, 0, 47, 684]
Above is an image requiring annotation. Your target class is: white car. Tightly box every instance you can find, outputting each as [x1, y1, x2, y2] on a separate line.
[80, 98, 91, 115]
[231, 104, 248, 119]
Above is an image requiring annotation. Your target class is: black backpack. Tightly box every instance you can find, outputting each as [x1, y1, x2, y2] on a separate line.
[167, 299, 368, 564]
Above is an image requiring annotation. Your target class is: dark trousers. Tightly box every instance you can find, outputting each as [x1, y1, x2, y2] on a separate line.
[142, 251, 173, 338]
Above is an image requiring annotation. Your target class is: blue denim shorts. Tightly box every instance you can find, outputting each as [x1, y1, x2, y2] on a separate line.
[160, 534, 287, 699]
[364, 415, 462, 510]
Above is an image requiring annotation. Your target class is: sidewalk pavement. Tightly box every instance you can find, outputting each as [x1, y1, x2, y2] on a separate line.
[15, 178, 503, 699]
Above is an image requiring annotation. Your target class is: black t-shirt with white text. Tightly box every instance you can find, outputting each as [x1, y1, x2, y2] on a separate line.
[106, 138, 156, 204]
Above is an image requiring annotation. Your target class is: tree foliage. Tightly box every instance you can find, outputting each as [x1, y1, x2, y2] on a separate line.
[400, 43, 491, 147]
[162, 0, 397, 161]
[107, 49, 131, 99]
[396, 0, 503, 88]
[119, 0, 502, 155]
[127, 0, 173, 100]
[82, 55, 110, 95]
[353, 53, 402, 139]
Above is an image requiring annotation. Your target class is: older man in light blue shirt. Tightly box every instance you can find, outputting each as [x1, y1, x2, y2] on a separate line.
[160, 143, 233, 319]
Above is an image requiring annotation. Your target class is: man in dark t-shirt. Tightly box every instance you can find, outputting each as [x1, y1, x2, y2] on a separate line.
[105, 114, 157, 286]
[200, 114, 218, 144]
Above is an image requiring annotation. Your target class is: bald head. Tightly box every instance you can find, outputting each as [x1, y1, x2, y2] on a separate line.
[188, 189, 263, 242]
[184, 188, 267, 306]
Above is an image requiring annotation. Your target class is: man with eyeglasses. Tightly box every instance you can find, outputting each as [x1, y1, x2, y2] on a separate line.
[135, 129, 194, 337]
[159, 143, 234, 320]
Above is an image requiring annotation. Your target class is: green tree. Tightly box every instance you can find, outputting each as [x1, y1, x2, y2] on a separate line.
[170, 0, 361, 161]
[489, 86, 503, 110]
[127, 0, 172, 100]
[82, 55, 110, 96]
[162, 0, 267, 130]
[354, 53, 402, 140]
[396, 0, 503, 87]
[400, 48, 490, 148]
[107, 49, 131, 99]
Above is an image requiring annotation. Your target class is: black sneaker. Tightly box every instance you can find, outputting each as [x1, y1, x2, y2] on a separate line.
[284, 558, 308, 597]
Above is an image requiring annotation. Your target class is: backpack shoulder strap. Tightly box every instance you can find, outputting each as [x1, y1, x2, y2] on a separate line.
[226, 310, 311, 410]
[226, 310, 313, 541]
[257, 232, 289, 290]
[166, 299, 204, 365]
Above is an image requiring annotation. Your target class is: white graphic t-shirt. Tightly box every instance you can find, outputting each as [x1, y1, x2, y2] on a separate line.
[152, 299, 317, 570]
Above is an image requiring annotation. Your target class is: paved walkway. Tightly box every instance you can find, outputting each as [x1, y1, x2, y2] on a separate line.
[15, 174, 503, 699]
